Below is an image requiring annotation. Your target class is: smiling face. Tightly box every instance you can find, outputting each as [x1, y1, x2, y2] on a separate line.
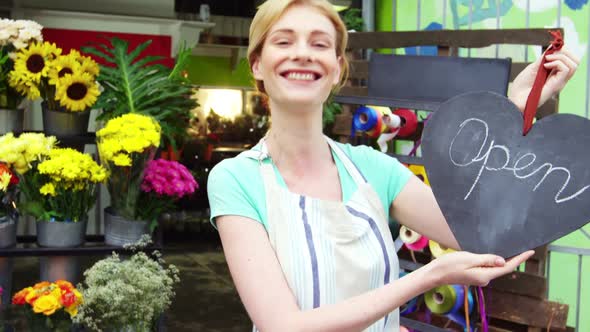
[250, 4, 342, 110]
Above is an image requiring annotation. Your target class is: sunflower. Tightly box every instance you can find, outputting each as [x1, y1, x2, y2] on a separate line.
[55, 72, 100, 112]
[79, 55, 99, 77]
[8, 71, 40, 100]
[48, 53, 80, 85]
[12, 41, 62, 82]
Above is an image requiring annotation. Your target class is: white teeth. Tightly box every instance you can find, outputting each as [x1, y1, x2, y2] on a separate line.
[286, 72, 315, 81]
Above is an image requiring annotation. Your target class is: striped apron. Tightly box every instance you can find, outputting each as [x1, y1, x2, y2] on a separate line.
[245, 137, 399, 331]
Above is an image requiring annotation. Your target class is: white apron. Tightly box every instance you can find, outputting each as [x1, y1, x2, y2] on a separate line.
[245, 137, 400, 332]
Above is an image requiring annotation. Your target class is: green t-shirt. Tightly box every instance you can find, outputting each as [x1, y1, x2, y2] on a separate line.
[207, 141, 413, 229]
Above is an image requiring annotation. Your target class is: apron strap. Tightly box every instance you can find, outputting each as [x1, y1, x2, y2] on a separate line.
[325, 136, 367, 185]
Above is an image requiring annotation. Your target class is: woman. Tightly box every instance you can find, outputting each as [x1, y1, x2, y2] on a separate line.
[207, 0, 579, 331]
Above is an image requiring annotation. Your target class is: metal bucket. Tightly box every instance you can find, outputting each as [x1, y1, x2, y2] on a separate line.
[0, 216, 17, 248]
[39, 256, 81, 284]
[36, 219, 87, 248]
[104, 207, 150, 246]
[0, 108, 24, 134]
[41, 104, 90, 137]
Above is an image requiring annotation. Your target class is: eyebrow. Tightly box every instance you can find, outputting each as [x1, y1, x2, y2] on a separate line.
[268, 28, 334, 38]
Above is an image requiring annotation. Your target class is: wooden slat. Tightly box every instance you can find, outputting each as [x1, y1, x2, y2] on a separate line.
[338, 86, 368, 96]
[510, 62, 530, 81]
[525, 245, 548, 276]
[347, 29, 562, 50]
[487, 271, 547, 299]
[486, 288, 568, 330]
[349, 60, 368, 80]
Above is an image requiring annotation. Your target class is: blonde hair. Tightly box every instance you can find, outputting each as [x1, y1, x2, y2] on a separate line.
[247, 0, 350, 94]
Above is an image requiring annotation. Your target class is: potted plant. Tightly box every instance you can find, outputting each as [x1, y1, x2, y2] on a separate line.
[96, 113, 161, 246]
[0, 18, 43, 134]
[12, 280, 83, 332]
[82, 37, 197, 158]
[33, 147, 107, 247]
[8, 41, 101, 138]
[73, 236, 180, 332]
[139, 158, 198, 232]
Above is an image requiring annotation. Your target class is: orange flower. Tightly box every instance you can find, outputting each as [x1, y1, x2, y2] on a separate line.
[12, 287, 32, 305]
[55, 280, 74, 292]
[33, 281, 50, 290]
[0, 163, 18, 185]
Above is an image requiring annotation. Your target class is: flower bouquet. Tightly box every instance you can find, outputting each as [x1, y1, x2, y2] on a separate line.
[8, 41, 100, 112]
[73, 236, 180, 332]
[35, 147, 107, 222]
[0, 19, 43, 112]
[97, 113, 161, 219]
[138, 158, 198, 231]
[12, 280, 83, 332]
[0, 132, 56, 218]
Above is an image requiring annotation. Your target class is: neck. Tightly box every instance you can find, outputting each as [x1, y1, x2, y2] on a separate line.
[265, 100, 330, 170]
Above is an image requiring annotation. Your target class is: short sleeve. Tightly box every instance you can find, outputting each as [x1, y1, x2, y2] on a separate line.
[207, 159, 265, 229]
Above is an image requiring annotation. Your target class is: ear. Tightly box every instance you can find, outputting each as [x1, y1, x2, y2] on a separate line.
[251, 56, 264, 80]
[333, 56, 344, 85]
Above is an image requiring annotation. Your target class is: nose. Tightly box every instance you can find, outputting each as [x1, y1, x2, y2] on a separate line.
[291, 40, 313, 63]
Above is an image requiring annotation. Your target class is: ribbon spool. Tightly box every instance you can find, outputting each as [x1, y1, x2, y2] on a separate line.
[400, 226, 429, 251]
[425, 285, 474, 329]
[352, 106, 384, 138]
[429, 240, 456, 258]
[392, 108, 418, 137]
[408, 164, 430, 186]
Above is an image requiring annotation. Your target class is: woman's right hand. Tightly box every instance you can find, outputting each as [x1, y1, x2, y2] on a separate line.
[426, 250, 535, 287]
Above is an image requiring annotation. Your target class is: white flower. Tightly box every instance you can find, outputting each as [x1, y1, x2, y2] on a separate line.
[13, 19, 42, 31]
[16, 27, 42, 44]
[12, 39, 28, 49]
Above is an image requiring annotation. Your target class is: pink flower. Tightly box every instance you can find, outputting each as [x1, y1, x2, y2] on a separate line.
[141, 159, 198, 198]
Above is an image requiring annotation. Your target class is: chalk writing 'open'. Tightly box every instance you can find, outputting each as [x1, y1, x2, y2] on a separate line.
[449, 118, 590, 203]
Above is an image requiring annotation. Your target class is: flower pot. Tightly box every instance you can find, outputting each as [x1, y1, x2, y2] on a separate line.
[0, 108, 24, 134]
[41, 102, 90, 137]
[104, 207, 150, 246]
[0, 215, 17, 248]
[36, 219, 88, 248]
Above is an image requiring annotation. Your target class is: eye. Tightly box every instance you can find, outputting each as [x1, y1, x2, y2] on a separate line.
[312, 41, 330, 48]
[275, 39, 291, 46]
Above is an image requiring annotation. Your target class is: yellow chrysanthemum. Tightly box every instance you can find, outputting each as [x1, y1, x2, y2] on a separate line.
[39, 183, 56, 196]
[55, 72, 100, 112]
[12, 41, 61, 82]
[96, 114, 161, 165]
[112, 153, 132, 167]
[38, 148, 107, 186]
[48, 53, 80, 85]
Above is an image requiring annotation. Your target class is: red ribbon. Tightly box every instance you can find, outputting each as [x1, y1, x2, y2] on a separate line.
[522, 30, 564, 135]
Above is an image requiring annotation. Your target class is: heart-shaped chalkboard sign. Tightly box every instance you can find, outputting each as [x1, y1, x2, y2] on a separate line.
[421, 91, 590, 258]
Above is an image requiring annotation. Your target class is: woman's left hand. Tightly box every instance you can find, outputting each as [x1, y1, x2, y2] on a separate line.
[508, 46, 580, 112]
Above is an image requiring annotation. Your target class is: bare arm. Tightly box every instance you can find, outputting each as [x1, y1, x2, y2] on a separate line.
[391, 175, 460, 250]
[218, 214, 531, 332]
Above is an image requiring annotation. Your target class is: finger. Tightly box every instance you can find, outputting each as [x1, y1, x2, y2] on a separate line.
[555, 47, 581, 65]
[545, 53, 578, 75]
[476, 254, 506, 267]
[504, 250, 535, 270]
[544, 60, 572, 81]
